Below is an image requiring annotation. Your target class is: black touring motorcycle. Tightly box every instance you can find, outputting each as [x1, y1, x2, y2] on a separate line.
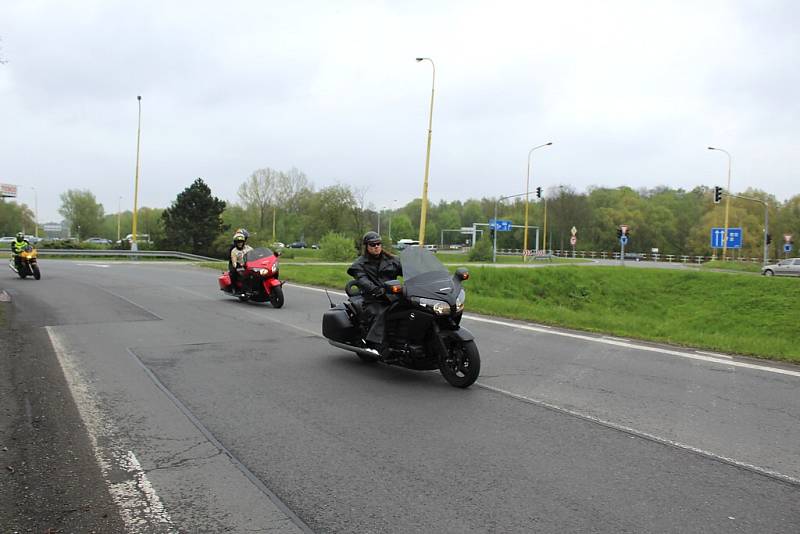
[322, 246, 480, 388]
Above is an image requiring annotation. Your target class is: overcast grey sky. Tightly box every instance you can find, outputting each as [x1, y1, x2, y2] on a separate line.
[1, 0, 798, 223]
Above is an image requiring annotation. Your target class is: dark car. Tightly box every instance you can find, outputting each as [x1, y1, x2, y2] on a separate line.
[289, 241, 307, 248]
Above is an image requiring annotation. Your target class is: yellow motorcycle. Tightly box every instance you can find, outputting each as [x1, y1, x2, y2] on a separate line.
[10, 244, 41, 280]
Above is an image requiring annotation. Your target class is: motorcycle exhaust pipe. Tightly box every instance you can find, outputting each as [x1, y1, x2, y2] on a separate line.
[328, 340, 377, 358]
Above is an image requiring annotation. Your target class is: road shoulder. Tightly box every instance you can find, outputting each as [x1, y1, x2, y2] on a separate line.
[0, 298, 126, 532]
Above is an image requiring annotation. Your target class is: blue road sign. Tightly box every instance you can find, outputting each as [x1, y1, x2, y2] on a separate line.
[785, 244, 793, 253]
[620, 235, 628, 245]
[489, 219, 512, 232]
[710, 227, 743, 249]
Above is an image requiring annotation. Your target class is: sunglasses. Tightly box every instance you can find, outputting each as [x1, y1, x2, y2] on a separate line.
[367, 241, 382, 247]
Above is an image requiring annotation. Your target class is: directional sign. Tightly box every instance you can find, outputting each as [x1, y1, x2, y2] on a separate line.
[569, 236, 577, 246]
[620, 235, 628, 245]
[710, 227, 743, 249]
[785, 244, 793, 253]
[489, 219, 512, 232]
[570, 226, 577, 236]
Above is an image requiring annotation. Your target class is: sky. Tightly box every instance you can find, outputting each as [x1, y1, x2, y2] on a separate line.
[1, 0, 798, 223]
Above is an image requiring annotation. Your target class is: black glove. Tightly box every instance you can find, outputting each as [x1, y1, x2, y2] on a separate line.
[370, 286, 385, 298]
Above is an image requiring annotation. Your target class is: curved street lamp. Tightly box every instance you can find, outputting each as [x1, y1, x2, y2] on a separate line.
[416, 57, 435, 245]
[708, 146, 732, 259]
[523, 142, 552, 259]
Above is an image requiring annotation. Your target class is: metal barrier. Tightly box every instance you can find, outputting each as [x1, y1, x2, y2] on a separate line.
[36, 249, 220, 262]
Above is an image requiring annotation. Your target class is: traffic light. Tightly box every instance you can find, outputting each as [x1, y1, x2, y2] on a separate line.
[713, 186, 723, 204]
[616, 228, 623, 238]
[535, 186, 542, 199]
[766, 233, 772, 245]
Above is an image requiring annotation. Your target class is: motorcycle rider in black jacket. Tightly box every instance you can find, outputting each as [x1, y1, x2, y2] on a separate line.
[347, 231, 402, 353]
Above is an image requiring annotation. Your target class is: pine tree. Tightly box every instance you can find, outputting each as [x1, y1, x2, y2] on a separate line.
[161, 178, 227, 256]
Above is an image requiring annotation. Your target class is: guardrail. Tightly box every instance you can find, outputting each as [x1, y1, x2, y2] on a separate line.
[494, 248, 775, 264]
[36, 249, 220, 262]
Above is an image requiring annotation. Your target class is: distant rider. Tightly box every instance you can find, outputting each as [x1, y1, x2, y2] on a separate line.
[347, 231, 402, 353]
[10, 232, 30, 272]
[229, 229, 253, 294]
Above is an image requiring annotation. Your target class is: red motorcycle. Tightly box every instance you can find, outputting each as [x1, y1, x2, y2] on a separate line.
[218, 247, 285, 308]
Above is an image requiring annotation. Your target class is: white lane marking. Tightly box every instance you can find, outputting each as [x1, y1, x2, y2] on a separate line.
[0, 290, 10, 302]
[289, 283, 800, 379]
[477, 383, 800, 486]
[46, 326, 176, 531]
[76, 263, 110, 268]
[696, 350, 733, 360]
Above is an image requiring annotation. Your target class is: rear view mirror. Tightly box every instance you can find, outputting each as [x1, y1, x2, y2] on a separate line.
[454, 267, 469, 281]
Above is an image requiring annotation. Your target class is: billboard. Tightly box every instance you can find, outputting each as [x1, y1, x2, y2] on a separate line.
[1, 183, 17, 198]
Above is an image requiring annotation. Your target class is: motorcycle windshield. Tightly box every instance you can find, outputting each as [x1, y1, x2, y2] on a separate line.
[245, 247, 275, 262]
[401, 246, 456, 300]
[401, 246, 448, 280]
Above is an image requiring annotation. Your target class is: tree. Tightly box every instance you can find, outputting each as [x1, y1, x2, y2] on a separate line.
[59, 190, 104, 239]
[238, 168, 279, 231]
[161, 178, 226, 256]
[0, 200, 35, 236]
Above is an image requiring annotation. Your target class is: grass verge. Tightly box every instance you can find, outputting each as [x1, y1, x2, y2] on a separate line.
[699, 260, 763, 273]
[198, 262, 800, 363]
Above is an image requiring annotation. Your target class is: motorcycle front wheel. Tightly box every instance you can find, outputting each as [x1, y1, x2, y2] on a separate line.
[439, 339, 480, 388]
[269, 285, 284, 308]
[32, 264, 41, 280]
[17, 265, 27, 279]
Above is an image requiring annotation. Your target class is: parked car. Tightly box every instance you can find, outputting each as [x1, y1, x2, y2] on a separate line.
[0, 236, 16, 243]
[271, 242, 286, 249]
[84, 237, 112, 245]
[289, 241, 307, 248]
[311, 244, 320, 249]
[761, 258, 800, 277]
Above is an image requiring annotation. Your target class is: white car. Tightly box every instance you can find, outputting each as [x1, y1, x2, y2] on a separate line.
[761, 258, 800, 277]
[0, 236, 16, 243]
[85, 237, 112, 245]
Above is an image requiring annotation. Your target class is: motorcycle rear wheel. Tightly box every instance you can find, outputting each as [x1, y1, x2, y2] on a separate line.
[269, 285, 284, 308]
[439, 339, 480, 388]
[32, 264, 41, 280]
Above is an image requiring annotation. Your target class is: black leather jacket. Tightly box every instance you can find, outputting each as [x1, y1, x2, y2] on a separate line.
[347, 253, 403, 299]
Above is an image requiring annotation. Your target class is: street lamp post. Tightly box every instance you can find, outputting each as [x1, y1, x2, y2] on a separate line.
[523, 142, 552, 260]
[493, 192, 529, 263]
[131, 95, 143, 252]
[708, 146, 732, 260]
[117, 196, 123, 243]
[27, 186, 39, 238]
[416, 57, 435, 245]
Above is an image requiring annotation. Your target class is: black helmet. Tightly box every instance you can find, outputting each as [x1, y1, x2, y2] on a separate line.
[362, 231, 381, 245]
[15, 232, 25, 241]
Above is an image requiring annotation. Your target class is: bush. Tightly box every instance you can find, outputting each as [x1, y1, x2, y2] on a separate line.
[320, 232, 357, 261]
[468, 234, 493, 262]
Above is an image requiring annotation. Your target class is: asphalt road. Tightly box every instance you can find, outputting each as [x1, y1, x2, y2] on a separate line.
[2, 259, 798, 532]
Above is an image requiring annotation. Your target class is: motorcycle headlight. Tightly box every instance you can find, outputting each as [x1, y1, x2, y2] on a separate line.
[258, 267, 270, 276]
[419, 297, 451, 316]
[455, 288, 465, 314]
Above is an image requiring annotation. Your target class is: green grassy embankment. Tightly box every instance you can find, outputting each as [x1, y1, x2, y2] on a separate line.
[199, 262, 800, 362]
[699, 260, 763, 273]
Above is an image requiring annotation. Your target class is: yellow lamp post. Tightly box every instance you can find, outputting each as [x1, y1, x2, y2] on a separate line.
[131, 95, 142, 251]
[708, 146, 732, 259]
[416, 57, 435, 245]
[117, 196, 122, 243]
[523, 142, 552, 260]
